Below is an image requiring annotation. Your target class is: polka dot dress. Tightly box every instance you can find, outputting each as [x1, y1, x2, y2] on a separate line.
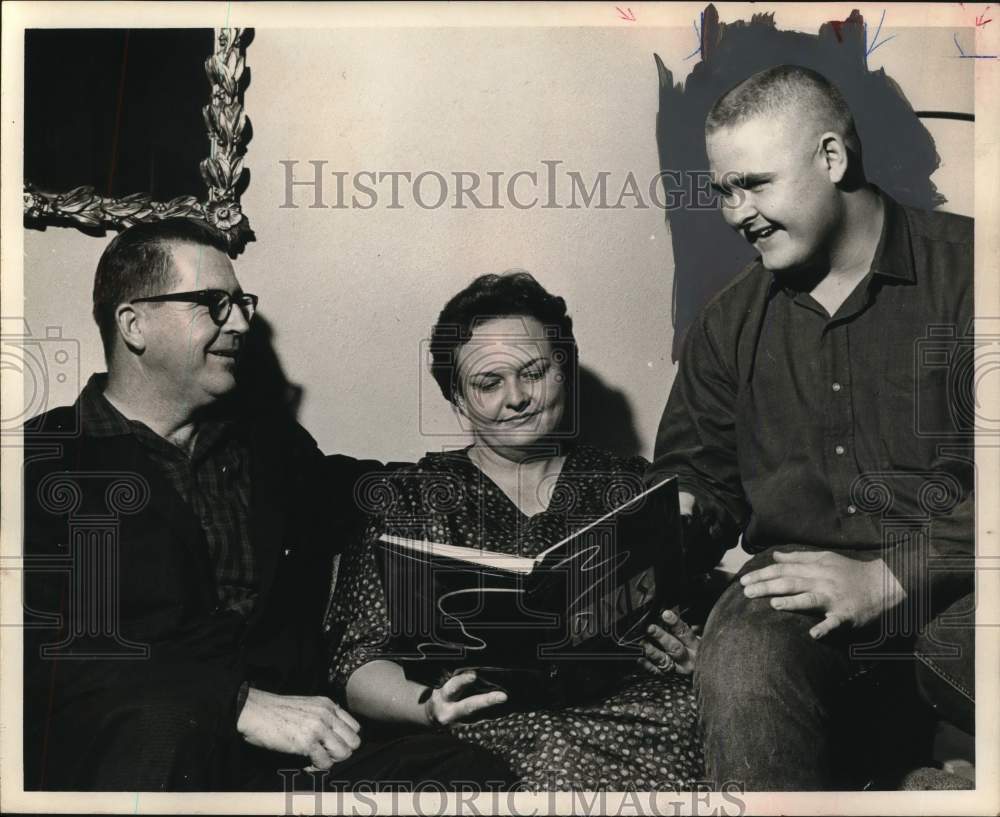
[327, 445, 704, 791]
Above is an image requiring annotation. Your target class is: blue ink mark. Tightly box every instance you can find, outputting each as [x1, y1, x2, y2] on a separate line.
[954, 31, 999, 58]
[684, 12, 704, 61]
[863, 10, 896, 63]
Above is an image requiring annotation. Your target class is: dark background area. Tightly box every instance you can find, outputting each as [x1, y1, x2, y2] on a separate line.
[24, 28, 213, 201]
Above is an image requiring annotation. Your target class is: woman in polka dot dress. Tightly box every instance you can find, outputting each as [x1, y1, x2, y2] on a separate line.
[327, 272, 704, 791]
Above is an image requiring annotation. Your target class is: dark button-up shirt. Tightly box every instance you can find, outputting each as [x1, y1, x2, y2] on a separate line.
[79, 374, 257, 615]
[650, 192, 974, 621]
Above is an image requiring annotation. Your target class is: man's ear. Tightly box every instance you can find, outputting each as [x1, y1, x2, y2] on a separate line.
[114, 303, 146, 353]
[819, 132, 849, 184]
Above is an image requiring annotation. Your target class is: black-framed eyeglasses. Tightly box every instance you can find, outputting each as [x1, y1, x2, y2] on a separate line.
[131, 289, 258, 325]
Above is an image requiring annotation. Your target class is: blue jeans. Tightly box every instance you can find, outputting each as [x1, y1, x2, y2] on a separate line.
[914, 591, 975, 736]
[695, 546, 975, 791]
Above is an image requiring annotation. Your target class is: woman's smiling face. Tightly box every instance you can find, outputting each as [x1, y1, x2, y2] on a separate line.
[454, 315, 566, 454]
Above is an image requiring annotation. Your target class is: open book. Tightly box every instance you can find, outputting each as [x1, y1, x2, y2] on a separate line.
[373, 475, 682, 700]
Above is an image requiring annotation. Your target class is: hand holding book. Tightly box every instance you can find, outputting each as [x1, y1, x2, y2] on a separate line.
[639, 608, 701, 676]
[375, 476, 685, 708]
[422, 670, 508, 726]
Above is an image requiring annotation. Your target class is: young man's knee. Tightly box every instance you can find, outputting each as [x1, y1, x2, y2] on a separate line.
[697, 593, 841, 712]
[703, 591, 811, 663]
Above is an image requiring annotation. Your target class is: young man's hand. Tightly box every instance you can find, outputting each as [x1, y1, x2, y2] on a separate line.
[740, 550, 906, 639]
[237, 687, 362, 770]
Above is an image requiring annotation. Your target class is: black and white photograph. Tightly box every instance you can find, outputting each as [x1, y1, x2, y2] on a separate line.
[2, 2, 998, 814]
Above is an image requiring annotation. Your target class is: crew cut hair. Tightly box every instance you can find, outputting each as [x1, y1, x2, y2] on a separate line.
[706, 64, 862, 158]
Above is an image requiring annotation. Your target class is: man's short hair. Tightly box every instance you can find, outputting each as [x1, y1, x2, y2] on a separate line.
[706, 64, 862, 158]
[92, 218, 230, 358]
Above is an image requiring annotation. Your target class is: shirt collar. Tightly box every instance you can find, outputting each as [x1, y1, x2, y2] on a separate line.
[79, 372, 135, 438]
[766, 187, 916, 297]
[868, 188, 916, 284]
[78, 372, 236, 460]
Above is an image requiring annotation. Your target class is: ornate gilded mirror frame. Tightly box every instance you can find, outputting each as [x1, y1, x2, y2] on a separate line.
[23, 27, 254, 254]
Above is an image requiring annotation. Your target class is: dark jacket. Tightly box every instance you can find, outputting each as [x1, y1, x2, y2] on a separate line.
[21, 398, 379, 790]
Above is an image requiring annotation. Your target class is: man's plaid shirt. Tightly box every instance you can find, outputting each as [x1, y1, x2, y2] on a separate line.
[79, 374, 257, 616]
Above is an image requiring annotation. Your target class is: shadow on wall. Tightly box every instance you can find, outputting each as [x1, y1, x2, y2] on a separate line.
[657, 5, 946, 360]
[231, 315, 304, 424]
[574, 367, 643, 459]
[231, 320, 643, 459]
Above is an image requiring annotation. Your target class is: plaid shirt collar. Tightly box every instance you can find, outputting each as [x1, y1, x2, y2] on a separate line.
[79, 373, 236, 462]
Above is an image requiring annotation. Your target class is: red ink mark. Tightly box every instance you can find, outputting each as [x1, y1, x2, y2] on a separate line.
[824, 10, 864, 48]
[976, 7, 992, 25]
[616, 6, 636, 22]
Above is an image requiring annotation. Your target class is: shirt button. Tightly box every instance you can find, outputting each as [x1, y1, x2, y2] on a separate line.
[847, 504, 857, 515]
[831, 382, 843, 393]
[835, 445, 845, 455]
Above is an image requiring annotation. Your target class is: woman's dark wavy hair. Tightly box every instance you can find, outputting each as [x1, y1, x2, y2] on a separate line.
[428, 270, 579, 413]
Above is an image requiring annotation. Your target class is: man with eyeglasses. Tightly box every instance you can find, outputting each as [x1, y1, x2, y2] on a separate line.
[22, 218, 513, 791]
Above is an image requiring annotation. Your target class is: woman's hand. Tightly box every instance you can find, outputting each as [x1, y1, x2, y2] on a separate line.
[639, 609, 700, 676]
[424, 671, 508, 726]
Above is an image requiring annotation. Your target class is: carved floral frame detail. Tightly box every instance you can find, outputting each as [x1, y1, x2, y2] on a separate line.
[23, 27, 253, 253]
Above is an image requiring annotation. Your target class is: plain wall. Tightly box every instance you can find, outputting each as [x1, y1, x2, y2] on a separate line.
[22, 24, 973, 463]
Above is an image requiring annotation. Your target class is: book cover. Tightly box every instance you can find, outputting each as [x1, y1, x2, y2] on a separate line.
[373, 475, 682, 700]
